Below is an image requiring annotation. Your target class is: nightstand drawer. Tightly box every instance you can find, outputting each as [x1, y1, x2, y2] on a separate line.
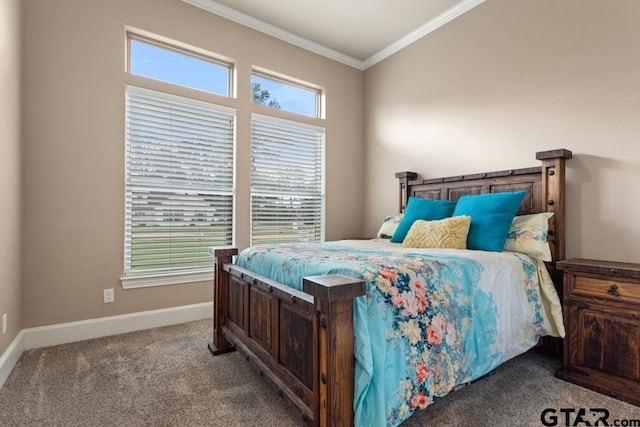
[574, 275, 640, 304]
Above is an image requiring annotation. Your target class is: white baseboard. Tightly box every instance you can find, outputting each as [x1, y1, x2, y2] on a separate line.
[0, 330, 25, 389]
[0, 302, 212, 389]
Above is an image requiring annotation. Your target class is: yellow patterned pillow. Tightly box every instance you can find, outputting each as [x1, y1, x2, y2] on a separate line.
[402, 216, 471, 249]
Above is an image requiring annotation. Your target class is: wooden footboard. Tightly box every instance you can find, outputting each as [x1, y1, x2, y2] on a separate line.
[209, 247, 365, 426]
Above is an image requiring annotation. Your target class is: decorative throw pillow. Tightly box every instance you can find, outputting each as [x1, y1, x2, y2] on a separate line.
[504, 212, 554, 261]
[376, 213, 404, 239]
[452, 191, 526, 252]
[402, 216, 472, 249]
[390, 197, 457, 243]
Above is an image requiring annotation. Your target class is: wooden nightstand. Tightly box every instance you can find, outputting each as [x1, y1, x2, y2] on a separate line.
[556, 259, 640, 406]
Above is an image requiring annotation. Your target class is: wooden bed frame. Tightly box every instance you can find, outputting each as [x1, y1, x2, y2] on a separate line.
[209, 148, 572, 426]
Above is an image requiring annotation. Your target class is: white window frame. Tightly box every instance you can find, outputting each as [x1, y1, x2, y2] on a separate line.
[251, 68, 323, 119]
[250, 113, 325, 246]
[127, 31, 234, 97]
[122, 86, 236, 289]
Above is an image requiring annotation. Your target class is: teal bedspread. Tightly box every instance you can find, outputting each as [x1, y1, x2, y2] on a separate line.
[235, 240, 561, 426]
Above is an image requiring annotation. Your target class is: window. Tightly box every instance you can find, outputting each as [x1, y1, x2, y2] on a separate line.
[128, 34, 232, 97]
[250, 114, 324, 245]
[123, 86, 235, 287]
[252, 71, 321, 118]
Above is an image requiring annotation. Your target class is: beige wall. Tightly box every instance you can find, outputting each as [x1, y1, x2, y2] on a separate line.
[364, 0, 640, 263]
[23, 0, 637, 330]
[0, 0, 22, 354]
[22, 0, 364, 327]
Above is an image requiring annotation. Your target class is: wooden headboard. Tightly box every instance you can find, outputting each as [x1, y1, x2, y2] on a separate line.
[395, 149, 572, 265]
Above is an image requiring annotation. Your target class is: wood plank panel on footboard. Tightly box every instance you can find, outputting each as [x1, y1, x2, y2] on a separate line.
[209, 248, 365, 426]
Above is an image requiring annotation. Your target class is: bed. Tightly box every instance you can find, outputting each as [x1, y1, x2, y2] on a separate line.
[208, 148, 573, 426]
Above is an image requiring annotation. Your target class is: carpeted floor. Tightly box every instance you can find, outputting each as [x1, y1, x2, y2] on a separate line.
[0, 320, 638, 426]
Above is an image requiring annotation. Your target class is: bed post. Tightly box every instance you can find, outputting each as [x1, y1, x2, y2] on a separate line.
[303, 275, 366, 427]
[535, 149, 572, 264]
[208, 247, 238, 355]
[536, 149, 572, 359]
[395, 171, 418, 213]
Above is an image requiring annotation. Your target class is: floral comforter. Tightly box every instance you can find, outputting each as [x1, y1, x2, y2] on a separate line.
[235, 240, 564, 426]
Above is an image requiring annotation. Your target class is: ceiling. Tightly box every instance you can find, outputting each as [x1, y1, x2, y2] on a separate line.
[182, 0, 484, 70]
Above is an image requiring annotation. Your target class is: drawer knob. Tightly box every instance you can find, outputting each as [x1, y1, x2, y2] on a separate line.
[607, 284, 620, 297]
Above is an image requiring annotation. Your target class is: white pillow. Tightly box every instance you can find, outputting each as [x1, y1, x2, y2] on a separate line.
[503, 212, 554, 261]
[376, 213, 404, 239]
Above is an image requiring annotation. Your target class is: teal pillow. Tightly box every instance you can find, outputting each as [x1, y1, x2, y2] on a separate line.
[390, 197, 457, 243]
[452, 191, 526, 252]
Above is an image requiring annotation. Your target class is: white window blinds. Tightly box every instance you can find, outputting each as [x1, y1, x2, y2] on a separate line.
[250, 114, 325, 245]
[125, 86, 235, 275]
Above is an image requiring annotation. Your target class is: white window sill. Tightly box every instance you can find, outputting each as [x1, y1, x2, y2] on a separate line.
[121, 269, 213, 289]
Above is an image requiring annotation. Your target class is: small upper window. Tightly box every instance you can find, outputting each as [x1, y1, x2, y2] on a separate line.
[128, 34, 231, 97]
[252, 71, 321, 118]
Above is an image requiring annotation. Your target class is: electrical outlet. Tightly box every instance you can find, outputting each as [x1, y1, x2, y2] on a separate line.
[2, 313, 7, 334]
[103, 288, 115, 304]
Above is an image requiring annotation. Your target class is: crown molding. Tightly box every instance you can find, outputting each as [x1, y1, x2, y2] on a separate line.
[363, 0, 486, 69]
[181, 0, 485, 71]
[182, 0, 366, 70]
